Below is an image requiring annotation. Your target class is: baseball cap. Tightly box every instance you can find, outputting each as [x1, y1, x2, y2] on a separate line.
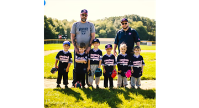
[63, 41, 70, 46]
[105, 44, 112, 49]
[81, 9, 88, 14]
[121, 18, 128, 23]
[92, 38, 100, 44]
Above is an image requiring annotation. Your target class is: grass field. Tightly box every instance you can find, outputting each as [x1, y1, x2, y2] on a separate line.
[44, 44, 156, 51]
[44, 52, 156, 80]
[44, 88, 156, 108]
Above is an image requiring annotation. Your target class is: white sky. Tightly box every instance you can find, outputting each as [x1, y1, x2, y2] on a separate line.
[44, 0, 156, 21]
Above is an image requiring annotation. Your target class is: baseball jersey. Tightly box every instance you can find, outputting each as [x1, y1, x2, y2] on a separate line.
[75, 52, 88, 73]
[114, 27, 140, 54]
[117, 53, 131, 77]
[88, 48, 102, 65]
[55, 50, 73, 71]
[70, 21, 95, 48]
[130, 55, 145, 78]
[101, 54, 117, 77]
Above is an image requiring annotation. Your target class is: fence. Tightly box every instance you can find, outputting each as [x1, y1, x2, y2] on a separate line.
[44, 38, 155, 45]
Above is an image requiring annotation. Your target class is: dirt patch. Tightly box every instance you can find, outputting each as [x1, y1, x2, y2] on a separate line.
[44, 79, 156, 90]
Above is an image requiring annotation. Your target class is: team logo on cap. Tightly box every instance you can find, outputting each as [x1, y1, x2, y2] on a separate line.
[129, 33, 131, 35]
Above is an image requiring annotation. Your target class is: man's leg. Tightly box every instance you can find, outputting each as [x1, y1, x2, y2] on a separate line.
[72, 50, 76, 86]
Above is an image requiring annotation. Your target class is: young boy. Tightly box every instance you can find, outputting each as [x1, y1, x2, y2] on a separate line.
[55, 41, 72, 88]
[117, 43, 130, 88]
[130, 46, 145, 89]
[101, 44, 116, 89]
[87, 38, 102, 88]
[75, 43, 88, 88]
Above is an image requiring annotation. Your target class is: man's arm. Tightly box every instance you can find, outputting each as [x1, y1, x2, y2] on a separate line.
[113, 44, 117, 56]
[85, 32, 95, 54]
[71, 33, 79, 54]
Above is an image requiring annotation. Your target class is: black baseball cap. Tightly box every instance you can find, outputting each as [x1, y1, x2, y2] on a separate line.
[81, 9, 88, 14]
[92, 38, 100, 44]
[105, 44, 112, 49]
[121, 18, 128, 23]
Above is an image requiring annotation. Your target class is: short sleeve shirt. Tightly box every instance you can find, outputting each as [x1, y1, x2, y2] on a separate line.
[117, 53, 131, 77]
[88, 48, 102, 65]
[130, 55, 145, 78]
[101, 54, 116, 77]
[75, 52, 88, 73]
[55, 50, 73, 70]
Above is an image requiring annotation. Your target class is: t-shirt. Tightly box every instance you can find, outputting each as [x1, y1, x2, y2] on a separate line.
[55, 50, 73, 71]
[117, 53, 131, 77]
[75, 52, 88, 73]
[101, 54, 116, 77]
[88, 48, 102, 65]
[70, 21, 95, 48]
[130, 55, 145, 78]
[114, 27, 140, 55]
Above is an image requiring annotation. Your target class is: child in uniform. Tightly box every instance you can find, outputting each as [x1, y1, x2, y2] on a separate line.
[75, 43, 88, 88]
[117, 43, 130, 88]
[101, 44, 116, 89]
[130, 46, 145, 89]
[87, 38, 102, 88]
[55, 41, 72, 88]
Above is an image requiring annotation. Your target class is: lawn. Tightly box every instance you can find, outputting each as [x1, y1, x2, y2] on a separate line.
[44, 44, 156, 51]
[44, 52, 156, 80]
[44, 88, 156, 108]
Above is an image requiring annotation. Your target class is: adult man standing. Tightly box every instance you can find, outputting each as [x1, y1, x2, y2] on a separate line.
[113, 18, 140, 87]
[70, 9, 95, 87]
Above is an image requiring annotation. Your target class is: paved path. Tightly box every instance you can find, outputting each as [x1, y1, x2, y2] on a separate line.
[44, 79, 156, 90]
[44, 50, 156, 56]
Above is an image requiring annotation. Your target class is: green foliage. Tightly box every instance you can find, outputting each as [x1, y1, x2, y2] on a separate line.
[44, 14, 156, 41]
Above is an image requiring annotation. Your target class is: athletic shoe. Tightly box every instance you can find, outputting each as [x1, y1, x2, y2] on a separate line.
[96, 85, 99, 89]
[131, 86, 135, 89]
[65, 85, 68, 89]
[57, 84, 61, 88]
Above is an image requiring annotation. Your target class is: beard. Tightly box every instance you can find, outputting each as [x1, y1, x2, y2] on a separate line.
[123, 26, 129, 29]
[81, 18, 87, 22]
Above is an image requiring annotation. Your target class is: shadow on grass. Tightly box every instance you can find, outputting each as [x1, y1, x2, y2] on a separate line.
[53, 88, 84, 101]
[53, 87, 155, 108]
[82, 88, 123, 108]
[81, 88, 155, 108]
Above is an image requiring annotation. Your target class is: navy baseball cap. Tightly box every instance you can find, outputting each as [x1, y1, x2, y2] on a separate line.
[92, 38, 100, 44]
[121, 18, 128, 23]
[63, 41, 70, 46]
[81, 9, 88, 14]
[105, 44, 112, 49]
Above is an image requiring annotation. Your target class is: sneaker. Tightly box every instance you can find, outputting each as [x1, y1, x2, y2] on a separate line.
[137, 87, 141, 89]
[96, 85, 99, 89]
[57, 84, 61, 88]
[131, 86, 135, 89]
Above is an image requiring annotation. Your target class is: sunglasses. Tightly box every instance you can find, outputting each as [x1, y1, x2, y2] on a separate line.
[122, 23, 127, 25]
[81, 14, 87, 17]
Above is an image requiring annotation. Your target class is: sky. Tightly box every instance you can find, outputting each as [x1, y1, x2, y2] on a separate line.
[44, 0, 156, 21]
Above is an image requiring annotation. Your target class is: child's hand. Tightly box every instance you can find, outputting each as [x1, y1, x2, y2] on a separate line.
[118, 70, 121, 73]
[87, 67, 90, 72]
[83, 61, 87, 64]
[103, 69, 106, 73]
[55, 66, 58, 69]
[131, 69, 134, 73]
[66, 68, 69, 72]
[141, 69, 143, 73]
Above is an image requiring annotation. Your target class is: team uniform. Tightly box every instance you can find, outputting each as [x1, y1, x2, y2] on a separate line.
[55, 50, 73, 86]
[75, 52, 88, 87]
[130, 54, 145, 88]
[101, 54, 117, 88]
[88, 48, 102, 86]
[117, 53, 131, 87]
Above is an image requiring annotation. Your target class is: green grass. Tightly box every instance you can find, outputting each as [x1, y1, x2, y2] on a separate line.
[44, 88, 156, 108]
[44, 52, 156, 80]
[44, 44, 155, 51]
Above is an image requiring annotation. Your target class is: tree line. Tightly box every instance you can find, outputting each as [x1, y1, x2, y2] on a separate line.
[44, 14, 156, 41]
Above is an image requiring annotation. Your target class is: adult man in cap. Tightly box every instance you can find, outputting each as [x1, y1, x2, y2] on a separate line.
[71, 9, 95, 87]
[113, 18, 140, 87]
